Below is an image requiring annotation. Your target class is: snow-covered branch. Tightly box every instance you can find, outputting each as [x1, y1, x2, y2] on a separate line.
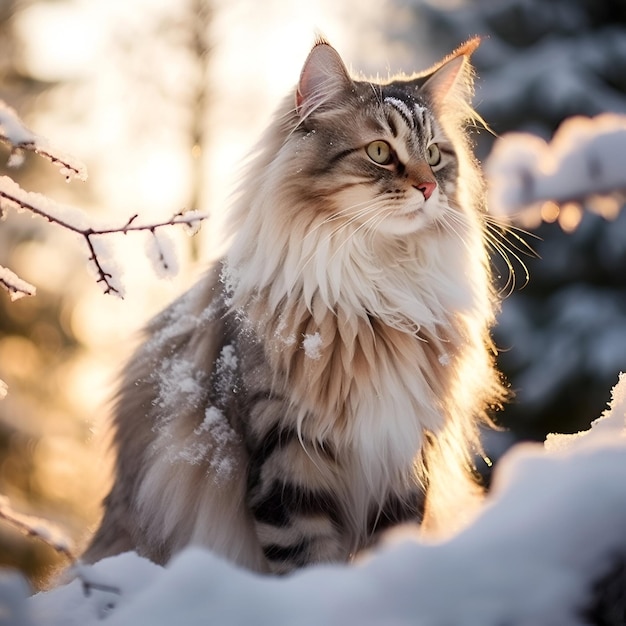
[0, 176, 207, 297]
[0, 100, 208, 300]
[486, 114, 626, 229]
[0, 101, 87, 182]
[0, 263, 36, 301]
[0, 495, 75, 562]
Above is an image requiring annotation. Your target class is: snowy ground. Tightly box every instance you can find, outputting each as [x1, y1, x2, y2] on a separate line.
[2, 375, 621, 626]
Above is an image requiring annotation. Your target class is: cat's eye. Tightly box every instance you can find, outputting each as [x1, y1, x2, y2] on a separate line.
[366, 140, 392, 165]
[426, 143, 441, 167]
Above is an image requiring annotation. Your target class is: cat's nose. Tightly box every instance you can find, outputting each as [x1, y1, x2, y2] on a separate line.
[415, 181, 436, 200]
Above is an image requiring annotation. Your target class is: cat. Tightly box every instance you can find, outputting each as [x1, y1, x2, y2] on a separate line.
[83, 37, 505, 574]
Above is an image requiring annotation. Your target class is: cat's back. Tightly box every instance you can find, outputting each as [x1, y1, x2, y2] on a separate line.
[84, 264, 268, 571]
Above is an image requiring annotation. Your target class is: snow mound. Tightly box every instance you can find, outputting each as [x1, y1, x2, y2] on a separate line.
[17, 376, 626, 625]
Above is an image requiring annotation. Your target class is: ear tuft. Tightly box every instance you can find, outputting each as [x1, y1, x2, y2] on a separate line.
[418, 37, 481, 109]
[296, 42, 353, 118]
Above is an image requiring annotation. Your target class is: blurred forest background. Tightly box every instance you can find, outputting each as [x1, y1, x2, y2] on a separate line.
[0, 0, 625, 588]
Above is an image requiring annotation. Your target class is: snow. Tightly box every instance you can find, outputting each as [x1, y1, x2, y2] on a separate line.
[302, 332, 323, 359]
[151, 343, 239, 478]
[0, 570, 33, 626]
[0, 495, 74, 559]
[29, 552, 162, 626]
[546, 371, 626, 453]
[88, 237, 126, 298]
[0, 263, 36, 301]
[144, 230, 179, 279]
[15, 375, 625, 625]
[274, 317, 296, 346]
[153, 356, 207, 419]
[194, 406, 238, 481]
[0, 101, 39, 146]
[486, 114, 626, 221]
[0, 175, 90, 230]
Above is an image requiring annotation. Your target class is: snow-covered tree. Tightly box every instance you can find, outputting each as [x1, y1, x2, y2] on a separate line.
[409, 0, 626, 441]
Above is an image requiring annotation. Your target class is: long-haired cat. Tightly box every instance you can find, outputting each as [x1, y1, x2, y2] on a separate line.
[84, 38, 505, 574]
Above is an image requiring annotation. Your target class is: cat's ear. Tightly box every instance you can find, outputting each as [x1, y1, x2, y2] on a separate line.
[296, 40, 353, 118]
[414, 37, 480, 109]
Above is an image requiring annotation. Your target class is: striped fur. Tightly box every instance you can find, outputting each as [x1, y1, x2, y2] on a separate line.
[84, 38, 505, 574]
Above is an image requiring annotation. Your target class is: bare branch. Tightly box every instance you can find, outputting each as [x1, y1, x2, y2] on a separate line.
[69, 563, 122, 598]
[0, 100, 207, 299]
[0, 495, 75, 561]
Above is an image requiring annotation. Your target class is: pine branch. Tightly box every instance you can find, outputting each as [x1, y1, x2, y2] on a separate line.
[487, 113, 626, 226]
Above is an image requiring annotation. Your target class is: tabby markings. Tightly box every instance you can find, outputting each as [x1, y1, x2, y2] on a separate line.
[384, 96, 429, 140]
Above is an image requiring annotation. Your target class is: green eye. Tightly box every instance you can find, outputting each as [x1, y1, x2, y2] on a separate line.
[366, 140, 392, 165]
[426, 143, 441, 166]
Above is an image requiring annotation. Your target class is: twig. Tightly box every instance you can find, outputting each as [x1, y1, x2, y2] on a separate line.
[0, 101, 87, 182]
[0, 136, 86, 182]
[0, 263, 36, 301]
[0, 495, 75, 562]
[0, 178, 208, 297]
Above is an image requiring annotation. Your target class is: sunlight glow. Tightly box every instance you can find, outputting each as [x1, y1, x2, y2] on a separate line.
[558, 202, 583, 233]
[14, 3, 101, 81]
[540, 201, 560, 223]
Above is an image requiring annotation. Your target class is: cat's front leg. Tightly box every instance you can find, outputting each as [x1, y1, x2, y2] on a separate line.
[246, 422, 349, 574]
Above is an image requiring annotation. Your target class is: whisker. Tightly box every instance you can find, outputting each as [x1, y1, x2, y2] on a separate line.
[484, 217, 540, 259]
[440, 209, 532, 296]
[303, 193, 384, 238]
[480, 220, 532, 294]
[295, 198, 393, 284]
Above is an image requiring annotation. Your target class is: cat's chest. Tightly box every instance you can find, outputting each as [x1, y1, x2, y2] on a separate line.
[275, 315, 452, 474]
[346, 330, 448, 470]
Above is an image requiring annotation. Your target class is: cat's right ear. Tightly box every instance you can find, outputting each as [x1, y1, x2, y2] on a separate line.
[296, 41, 353, 119]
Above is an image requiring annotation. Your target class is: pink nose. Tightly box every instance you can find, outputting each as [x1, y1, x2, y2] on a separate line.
[416, 181, 436, 200]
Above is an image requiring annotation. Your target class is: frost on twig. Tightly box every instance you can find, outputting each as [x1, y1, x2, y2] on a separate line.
[0, 263, 36, 301]
[0, 495, 75, 561]
[0, 101, 87, 182]
[0, 176, 208, 298]
[486, 114, 626, 231]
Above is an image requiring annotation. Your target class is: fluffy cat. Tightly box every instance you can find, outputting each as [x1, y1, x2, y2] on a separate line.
[84, 38, 505, 574]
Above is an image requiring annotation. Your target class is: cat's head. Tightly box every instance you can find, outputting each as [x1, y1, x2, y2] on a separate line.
[274, 38, 483, 238]
[226, 39, 488, 306]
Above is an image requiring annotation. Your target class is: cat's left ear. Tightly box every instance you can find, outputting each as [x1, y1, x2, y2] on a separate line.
[413, 37, 480, 110]
[296, 40, 353, 119]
